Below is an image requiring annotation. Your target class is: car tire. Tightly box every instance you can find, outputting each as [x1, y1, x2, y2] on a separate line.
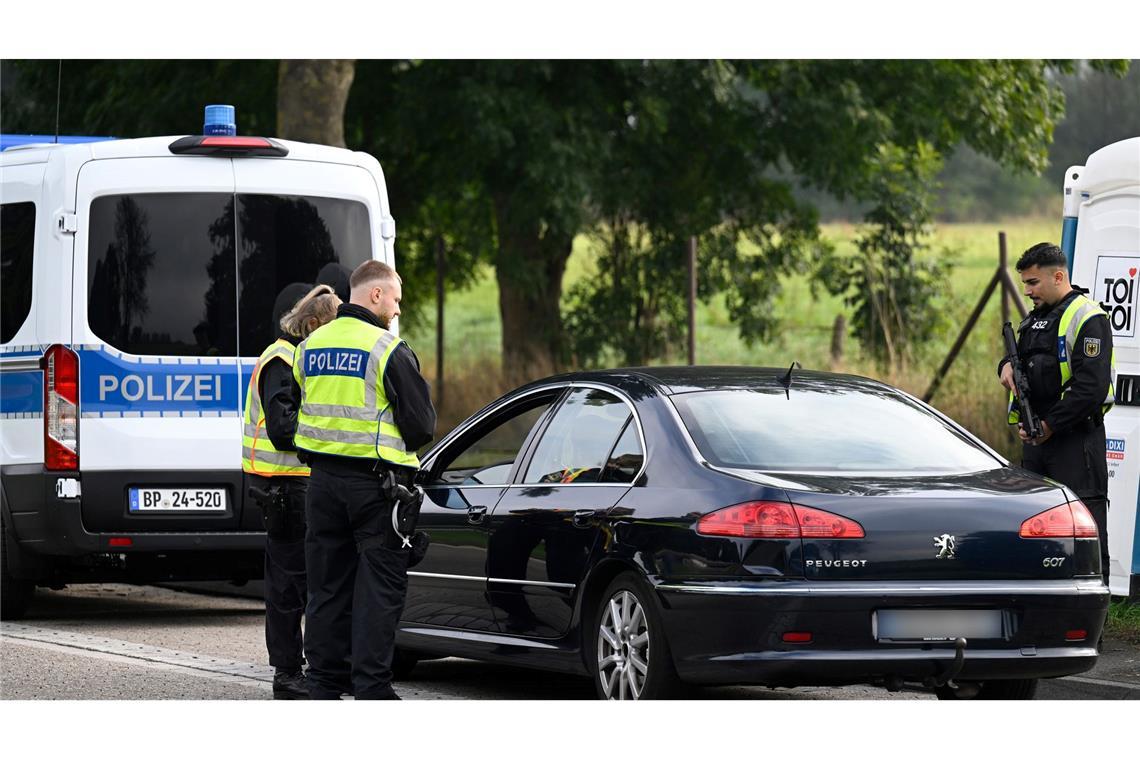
[590, 572, 681, 700]
[1, 520, 35, 621]
[391, 648, 419, 681]
[936, 678, 1039, 700]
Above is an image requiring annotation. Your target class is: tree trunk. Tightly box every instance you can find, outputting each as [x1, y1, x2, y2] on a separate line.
[276, 60, 356, 147]
[493, 195, 572, 385]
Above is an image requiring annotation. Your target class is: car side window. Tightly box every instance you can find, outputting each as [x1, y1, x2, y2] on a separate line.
[524, 388, 631, 485]
[433, 395, 557, 486]
[601, 417, 643, 484]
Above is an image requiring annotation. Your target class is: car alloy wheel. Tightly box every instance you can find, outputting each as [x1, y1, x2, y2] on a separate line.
[597, 588, 651, 699]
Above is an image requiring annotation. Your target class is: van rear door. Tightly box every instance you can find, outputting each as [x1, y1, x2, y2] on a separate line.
[73, 156, 247, 532]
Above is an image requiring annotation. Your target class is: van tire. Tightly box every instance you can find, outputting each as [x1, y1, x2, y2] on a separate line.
[1, 520, 35, 620]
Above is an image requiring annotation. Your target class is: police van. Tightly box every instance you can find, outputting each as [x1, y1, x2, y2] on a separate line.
[1064, 135, 1140, 599]
[0, 107, 396, 618]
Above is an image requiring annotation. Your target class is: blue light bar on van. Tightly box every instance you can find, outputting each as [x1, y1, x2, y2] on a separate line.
[168, 135, 288, 157]
[0, 134, 116, 151]
[203, 104, 237, 136]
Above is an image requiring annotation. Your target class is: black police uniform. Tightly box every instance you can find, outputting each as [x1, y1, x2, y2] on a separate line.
[297, 304, 436, 700]
[999, 286, 1114, 581]
[247, 332, 310, 697]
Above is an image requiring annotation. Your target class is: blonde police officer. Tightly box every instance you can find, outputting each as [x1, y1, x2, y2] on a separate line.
[293, 260, 436, 700]
[243, 284, 340, 699]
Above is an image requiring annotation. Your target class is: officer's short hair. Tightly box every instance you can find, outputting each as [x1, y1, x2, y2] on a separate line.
[350, 260, 401, 290]
[1016, 242, 1068, 271]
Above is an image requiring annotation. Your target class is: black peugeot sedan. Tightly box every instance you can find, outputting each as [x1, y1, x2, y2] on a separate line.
[393, 367, 1109, 700]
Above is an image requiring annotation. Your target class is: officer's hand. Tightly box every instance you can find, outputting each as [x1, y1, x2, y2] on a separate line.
[1000, 363, 1016, 394]
[1018, 420, 1053, 445]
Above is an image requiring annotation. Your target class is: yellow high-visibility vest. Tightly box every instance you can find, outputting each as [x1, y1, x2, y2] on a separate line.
[1008, 294, 1116, 425]
[292, 316, 420, 468]
[242, 338, 309, 476]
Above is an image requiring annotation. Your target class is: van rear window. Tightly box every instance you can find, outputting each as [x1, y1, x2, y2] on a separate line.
[1, 202, 36, 343]
[88, 193, 237, 356]
[236, 194, 371, 356]
[87, 193, 371, 357]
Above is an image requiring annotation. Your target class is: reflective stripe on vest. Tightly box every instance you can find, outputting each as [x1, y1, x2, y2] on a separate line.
[1057, 294, 1116, 411]
[1008, 293, 1116, 424]
[242, 338, 309, 476]
[292, 316, 420, 468]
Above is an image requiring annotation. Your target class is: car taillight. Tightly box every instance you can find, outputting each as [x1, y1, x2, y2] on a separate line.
[42, 344, 79, 470]
[1069, 500, 1099, 538]
[697, 501, 864, 539]
[1019, 502, 1098, 538]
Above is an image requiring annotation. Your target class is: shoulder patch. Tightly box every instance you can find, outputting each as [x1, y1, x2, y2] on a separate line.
[1083, 336, 1102, 358]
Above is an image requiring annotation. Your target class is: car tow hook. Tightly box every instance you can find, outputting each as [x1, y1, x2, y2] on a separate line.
[924, 636, 968, 690]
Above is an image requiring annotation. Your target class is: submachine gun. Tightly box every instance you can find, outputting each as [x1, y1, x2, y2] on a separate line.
[1002, 321, 1044, 440]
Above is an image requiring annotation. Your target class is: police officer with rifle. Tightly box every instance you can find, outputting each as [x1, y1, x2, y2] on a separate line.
[244, 284, 341, 699]
[293, 260, 436, 700]
[999, 243, 1116, 584]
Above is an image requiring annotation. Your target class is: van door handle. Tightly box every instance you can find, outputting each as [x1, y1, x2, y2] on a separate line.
[572, 509, 601, 528]
[467, 506, 487, 525]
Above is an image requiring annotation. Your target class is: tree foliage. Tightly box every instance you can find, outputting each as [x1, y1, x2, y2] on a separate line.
[4, 59, 1131, 374]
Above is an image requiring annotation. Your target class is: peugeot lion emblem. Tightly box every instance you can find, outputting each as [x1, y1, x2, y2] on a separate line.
[933, 533, 957, 559]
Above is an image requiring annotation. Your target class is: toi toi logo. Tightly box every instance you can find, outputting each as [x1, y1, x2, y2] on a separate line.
[1100, 267, 1137, 334]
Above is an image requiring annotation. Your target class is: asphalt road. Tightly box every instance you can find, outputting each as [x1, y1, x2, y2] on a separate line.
[2, 583, 1137, 700]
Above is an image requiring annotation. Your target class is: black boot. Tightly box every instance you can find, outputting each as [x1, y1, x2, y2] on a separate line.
[273, 669, 310, 700]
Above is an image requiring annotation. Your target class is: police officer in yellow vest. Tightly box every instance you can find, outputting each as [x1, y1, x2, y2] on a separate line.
[243, 284, 341, 699]
[293, 260, 436, 700]
[1000, 243, 1116, 583]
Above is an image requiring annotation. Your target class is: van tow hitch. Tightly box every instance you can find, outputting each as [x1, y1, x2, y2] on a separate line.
[924, 636, 968, 690]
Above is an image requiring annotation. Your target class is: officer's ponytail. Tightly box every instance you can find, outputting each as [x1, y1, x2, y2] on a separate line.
[280, 284, 340, 339]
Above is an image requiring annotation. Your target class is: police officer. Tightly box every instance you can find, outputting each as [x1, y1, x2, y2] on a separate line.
[243, 284, 341, 699]
[999, 242, 1116, 584]
[293, 260, 436, 700]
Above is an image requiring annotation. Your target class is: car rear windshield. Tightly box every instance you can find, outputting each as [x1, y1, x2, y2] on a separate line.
[671, 386, 999, 473]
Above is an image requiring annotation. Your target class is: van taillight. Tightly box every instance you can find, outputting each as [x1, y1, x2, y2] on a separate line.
[1019, 502, 1098, 539]
[697, 501, 864, 539]
[42, 344, 79, 470]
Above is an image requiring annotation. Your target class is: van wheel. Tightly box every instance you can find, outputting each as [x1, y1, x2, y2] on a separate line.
[936, 678, 1038, 700]
[1, 520, 34, 621]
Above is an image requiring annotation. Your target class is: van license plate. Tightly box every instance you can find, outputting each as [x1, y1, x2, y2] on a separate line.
[875, 609, 1003, 641]
[129, 488, 227, 512]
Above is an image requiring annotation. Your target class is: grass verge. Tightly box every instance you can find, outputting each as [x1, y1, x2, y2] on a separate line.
[1106, 599, 1140, 645]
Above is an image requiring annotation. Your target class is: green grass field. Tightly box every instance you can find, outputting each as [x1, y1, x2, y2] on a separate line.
[405, 216, 1062, 456]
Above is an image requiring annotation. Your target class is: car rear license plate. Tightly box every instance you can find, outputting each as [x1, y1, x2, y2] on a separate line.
[129, 487, 227, 512]
[875, 609, 1003, 642]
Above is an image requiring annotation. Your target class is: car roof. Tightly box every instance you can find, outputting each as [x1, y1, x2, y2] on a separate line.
[514, 365, 892, 397]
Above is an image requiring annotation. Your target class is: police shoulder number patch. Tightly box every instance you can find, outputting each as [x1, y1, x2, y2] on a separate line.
[1083, 336, 1102, 358]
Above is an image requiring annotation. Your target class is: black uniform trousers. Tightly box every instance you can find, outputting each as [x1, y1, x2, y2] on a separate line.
[248, 474, 308, 673]
[304, 459, 409, 699]
[1021, 422, 1110, 582]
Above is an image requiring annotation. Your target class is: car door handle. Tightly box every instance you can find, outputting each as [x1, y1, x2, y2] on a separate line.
[572, 509, 601, 528]
[467, 506, 488, 525]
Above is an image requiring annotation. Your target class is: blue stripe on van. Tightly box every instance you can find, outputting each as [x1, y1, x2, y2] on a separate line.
[78, 347, 240, 416]
[0, 370, 43, 415]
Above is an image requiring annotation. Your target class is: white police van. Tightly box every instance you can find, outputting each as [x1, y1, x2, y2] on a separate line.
[1, 107, 396, 618]
[1064, 136, 1140, 599]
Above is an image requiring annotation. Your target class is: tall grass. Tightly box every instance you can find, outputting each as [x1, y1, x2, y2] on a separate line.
[408, 217, 1061, 459]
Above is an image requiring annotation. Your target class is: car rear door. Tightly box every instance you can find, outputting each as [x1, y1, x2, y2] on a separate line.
[74, 156, 245, 531]
[486, 386, 644, 637]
